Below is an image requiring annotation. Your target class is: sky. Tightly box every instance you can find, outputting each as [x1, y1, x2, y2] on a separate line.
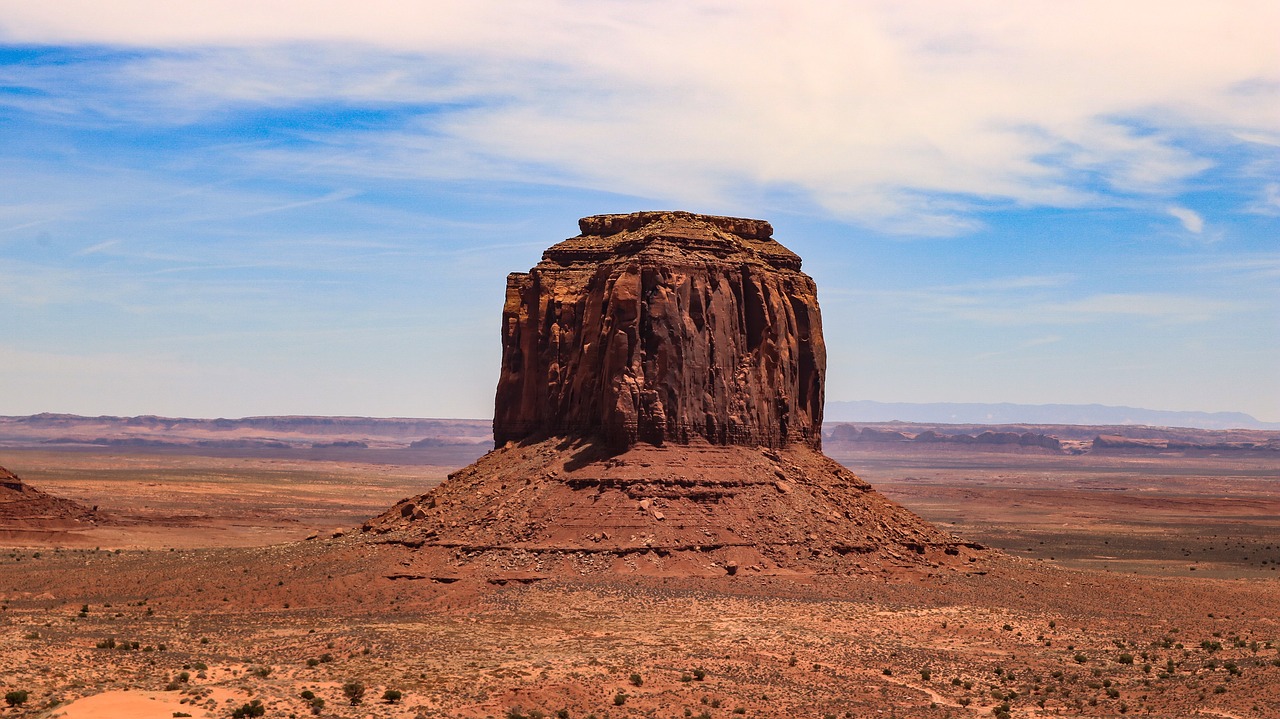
[1, 1, 1277, 422]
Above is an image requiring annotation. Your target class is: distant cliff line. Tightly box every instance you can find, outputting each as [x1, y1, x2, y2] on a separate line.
[4, 400, 1277, 433]
[825, 401, 1280, 431]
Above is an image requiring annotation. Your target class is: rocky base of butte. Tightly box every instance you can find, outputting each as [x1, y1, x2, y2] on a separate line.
[364, 212, 980, 579]
[365, 437, 980, 579]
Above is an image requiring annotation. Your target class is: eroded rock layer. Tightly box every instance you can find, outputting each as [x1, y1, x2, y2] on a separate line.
[365, 438, 977, 578]
[494, 211, 825, 450]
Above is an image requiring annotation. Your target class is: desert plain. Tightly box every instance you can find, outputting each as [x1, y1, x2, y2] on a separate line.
[2, 419, 1279, 719]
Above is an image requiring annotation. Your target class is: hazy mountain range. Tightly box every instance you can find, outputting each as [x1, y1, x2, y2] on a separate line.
[825, 401, 1280, 431]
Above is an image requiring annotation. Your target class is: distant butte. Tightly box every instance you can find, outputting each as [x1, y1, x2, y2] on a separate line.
[366, 211, 979, 578]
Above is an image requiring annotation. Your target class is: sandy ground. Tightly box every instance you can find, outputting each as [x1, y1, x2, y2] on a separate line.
[47, 688, 242, 719]
[1, 445, 1278, 718]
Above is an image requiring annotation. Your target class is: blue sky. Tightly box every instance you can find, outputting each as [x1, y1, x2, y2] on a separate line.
[1, 1, 1277, 421]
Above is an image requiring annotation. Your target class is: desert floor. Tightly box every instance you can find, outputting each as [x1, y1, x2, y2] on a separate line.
[1, 444, 1278, 718]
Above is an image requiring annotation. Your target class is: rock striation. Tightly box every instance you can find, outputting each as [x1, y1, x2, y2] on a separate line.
[365, 212, 978, 579]
[494, 211, 824, 450]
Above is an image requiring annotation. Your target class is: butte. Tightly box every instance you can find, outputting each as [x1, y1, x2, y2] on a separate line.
[365, 211, 979, 579]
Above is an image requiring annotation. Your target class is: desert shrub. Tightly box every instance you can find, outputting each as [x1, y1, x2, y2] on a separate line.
[174, 713, 192, 717]
[382, 689, 402, 703]
[299, 691, 314, 700]
[1201, 640, 1222, 652]
[613, 692, 627, 706]
[1118, 653, 1134, 664]
[505, 708, 528, 719]
[230, 699, 265, 718]
[1213, 685, 1227, 694]
[680, 674, 693, 682]
[556, 709, 569, 719]
[251, 666, 272, 678]
[1074, 653, 1088, 663]
[342, 681, 365, 705]
[732, 708, 746, 715]
[309, 697, 324, 714]
[920, 668, 931, 681]
[629, 672, 643, 687]
[96, 637, 117, 649]
[306, 658, 319, 667]
[5, 690, 29, 707]
[319, 653, 333, 663]
[191, 662, 208, 671]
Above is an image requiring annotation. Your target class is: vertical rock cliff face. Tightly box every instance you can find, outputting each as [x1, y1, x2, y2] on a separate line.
[494, 211, 825, 450]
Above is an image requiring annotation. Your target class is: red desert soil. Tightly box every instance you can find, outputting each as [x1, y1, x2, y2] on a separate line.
[1, 536, 1278, 718]
[0, 446, 1277, 717]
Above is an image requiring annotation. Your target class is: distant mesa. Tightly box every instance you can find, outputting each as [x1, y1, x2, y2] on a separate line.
[824, 400, 1280, 431]
[311, 440, 368, 449]
[0, 464, 99, 526]
[1091, 434, 1280, 453]
[365, 211, 977, 579]
[827, 424, 1063, 451]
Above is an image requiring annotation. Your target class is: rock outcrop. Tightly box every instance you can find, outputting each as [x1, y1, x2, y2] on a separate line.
[366, 212, 979, 579]
[494, 211, 824, 450]
[0, 464, 97, 525]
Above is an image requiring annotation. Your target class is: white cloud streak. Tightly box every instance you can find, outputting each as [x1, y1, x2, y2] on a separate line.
[1167, 205, 1205, 233]
[1, 1, 1276, 233]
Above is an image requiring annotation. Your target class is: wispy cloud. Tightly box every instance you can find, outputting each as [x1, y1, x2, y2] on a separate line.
[239, 189, 361, 218]
[971, 334, 1063, 361]
[1166, 205, 1204, 233]
[1, 2, 1276, 233]
[73, 239, 120, 256]
[1246, 183, 1280, 216]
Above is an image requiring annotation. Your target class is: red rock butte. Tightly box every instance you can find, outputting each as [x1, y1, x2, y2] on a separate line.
[495, 211, 824, 450]
[366, 212, 977, 579]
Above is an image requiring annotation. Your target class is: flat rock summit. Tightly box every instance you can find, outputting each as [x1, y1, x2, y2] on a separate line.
[367, 211, 977, 578]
